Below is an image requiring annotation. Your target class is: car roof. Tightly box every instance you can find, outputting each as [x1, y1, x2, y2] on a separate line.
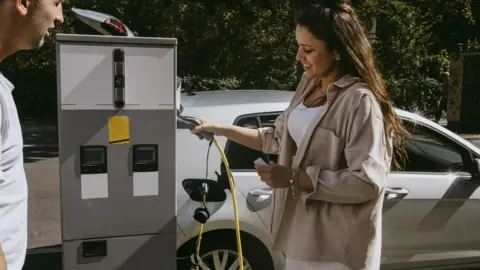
[181, 89, 416, 116]
[180, 90, 294, 108]
[180, 90, 294, 123]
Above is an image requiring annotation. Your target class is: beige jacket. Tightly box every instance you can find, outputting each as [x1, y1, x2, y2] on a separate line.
[259, 73, 393, 270]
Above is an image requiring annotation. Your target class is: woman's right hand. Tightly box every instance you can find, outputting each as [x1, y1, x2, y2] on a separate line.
[191, 117, 230, 136]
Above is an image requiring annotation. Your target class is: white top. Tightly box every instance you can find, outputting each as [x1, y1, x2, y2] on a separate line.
[285, 257, 352, 270]
[287, 101, 326, 146]
[0, 73, 28, 270]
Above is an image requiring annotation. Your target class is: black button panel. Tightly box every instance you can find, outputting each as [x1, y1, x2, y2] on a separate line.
[132, 144, 158, 172]
[80, 145, 108, 174]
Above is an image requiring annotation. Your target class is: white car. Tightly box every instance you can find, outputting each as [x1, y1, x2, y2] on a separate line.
[175, 89, 480, 270]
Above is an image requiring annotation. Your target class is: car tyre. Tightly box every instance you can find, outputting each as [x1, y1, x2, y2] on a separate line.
[177, 229, 275, 270]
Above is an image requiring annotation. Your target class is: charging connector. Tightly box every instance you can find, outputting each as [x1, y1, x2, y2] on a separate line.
[193, 183, 211, 224]
[201, 183, 209, 195]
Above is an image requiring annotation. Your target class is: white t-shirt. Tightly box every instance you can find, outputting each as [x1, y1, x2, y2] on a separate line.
[287, 101, 326, 146]
[0, 73, 28, 270]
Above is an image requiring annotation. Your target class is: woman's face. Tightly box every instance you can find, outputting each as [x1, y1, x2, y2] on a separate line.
[295, 25, 340, 79]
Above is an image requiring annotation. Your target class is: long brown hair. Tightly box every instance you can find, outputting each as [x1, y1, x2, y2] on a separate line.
[295, 0, 409, 169]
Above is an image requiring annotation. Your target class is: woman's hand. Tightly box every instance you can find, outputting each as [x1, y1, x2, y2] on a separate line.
[254, 164, 294, 188]
[190, 117, 230, 136]
[255, 164, 314, 191]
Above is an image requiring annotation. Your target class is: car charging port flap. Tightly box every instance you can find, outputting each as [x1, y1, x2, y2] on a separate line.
[80, 145, 108, 174]
[132, 144, 158, 172]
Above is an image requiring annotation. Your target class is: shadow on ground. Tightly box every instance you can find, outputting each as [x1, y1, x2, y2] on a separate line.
[22, 124, 59, 163]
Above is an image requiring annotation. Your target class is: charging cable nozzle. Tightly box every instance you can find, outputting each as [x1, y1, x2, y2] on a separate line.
[200, 183, 209, 196]
[194, 182, 211, 224]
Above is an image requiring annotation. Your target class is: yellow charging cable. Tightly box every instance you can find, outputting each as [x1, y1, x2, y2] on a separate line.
[212, 138, 244, 270]
[193, 137, 244, 270]
[195, 193, 206, 270]
[191, 138, 244, 270]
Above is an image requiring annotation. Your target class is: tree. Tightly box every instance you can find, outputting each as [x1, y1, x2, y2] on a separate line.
[0, 0, 477, 120]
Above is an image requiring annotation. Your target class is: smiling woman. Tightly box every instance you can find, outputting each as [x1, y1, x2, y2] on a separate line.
[191, 1, 409, 269]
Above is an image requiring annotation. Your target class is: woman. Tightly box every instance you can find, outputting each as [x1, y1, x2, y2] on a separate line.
[192, 1, 408, 269]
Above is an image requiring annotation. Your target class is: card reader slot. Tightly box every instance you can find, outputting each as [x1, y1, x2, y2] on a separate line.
[82, 240, 107, 258]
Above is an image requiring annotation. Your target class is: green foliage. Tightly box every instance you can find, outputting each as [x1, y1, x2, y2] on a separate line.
[386, 76, 443, 118]
[171, 0, 298, 91]
[0, 0, 477, 120]
[355, 0, 474, 116]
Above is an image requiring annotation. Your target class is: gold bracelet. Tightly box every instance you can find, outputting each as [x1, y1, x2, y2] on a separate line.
[290, 168, 300, 198]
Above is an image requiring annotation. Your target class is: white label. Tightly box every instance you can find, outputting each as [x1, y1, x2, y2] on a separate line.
[133, 171, 159, 196]
[81, 174, 108, 199]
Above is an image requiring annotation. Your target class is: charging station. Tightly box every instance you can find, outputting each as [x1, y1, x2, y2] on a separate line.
[56, 33, 178, 269]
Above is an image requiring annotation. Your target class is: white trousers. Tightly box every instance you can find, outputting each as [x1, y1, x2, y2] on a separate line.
[285, 257, 352, 270]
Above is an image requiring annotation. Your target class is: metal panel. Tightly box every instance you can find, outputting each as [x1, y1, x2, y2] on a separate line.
[62, 233, 176, 270]
[59, 110, 176, 240]
[58, 44, 175, 110]
[56, 34, 177, 270]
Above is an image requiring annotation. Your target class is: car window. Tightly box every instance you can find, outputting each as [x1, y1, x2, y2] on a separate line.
[225, 113, 281, 170]
[393, 120, 468, 173]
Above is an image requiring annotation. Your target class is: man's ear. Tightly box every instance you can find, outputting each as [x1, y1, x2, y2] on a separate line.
[15, 0, 31, 16]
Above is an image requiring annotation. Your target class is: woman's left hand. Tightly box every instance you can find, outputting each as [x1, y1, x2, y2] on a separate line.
[254, 164, 293, 188]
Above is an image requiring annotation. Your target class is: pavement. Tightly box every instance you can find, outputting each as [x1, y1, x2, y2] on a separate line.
[22, 123, 60, 249]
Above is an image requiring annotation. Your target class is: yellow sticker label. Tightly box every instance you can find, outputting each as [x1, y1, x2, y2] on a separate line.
[108, 116, 130, 144]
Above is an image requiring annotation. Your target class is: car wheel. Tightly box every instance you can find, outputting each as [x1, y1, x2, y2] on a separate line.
[177, 229, 275, 270]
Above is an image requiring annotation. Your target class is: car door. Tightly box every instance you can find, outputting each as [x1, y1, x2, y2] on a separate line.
[382, 118, 480, 268]
[223, 112, 281, 233]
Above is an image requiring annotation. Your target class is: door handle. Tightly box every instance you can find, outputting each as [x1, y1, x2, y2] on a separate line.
[385, 187, 408, 199]
[249, 188, 272, 197]
[246, 188, 272, 212]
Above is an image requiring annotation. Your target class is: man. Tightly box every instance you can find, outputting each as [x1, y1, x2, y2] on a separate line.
[0, 0, 64, 269]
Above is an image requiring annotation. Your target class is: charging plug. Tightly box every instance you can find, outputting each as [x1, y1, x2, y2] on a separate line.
[201, 183, 209, 196]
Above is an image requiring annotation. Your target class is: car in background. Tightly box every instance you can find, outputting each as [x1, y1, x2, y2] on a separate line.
[175, 89, 480, 270]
